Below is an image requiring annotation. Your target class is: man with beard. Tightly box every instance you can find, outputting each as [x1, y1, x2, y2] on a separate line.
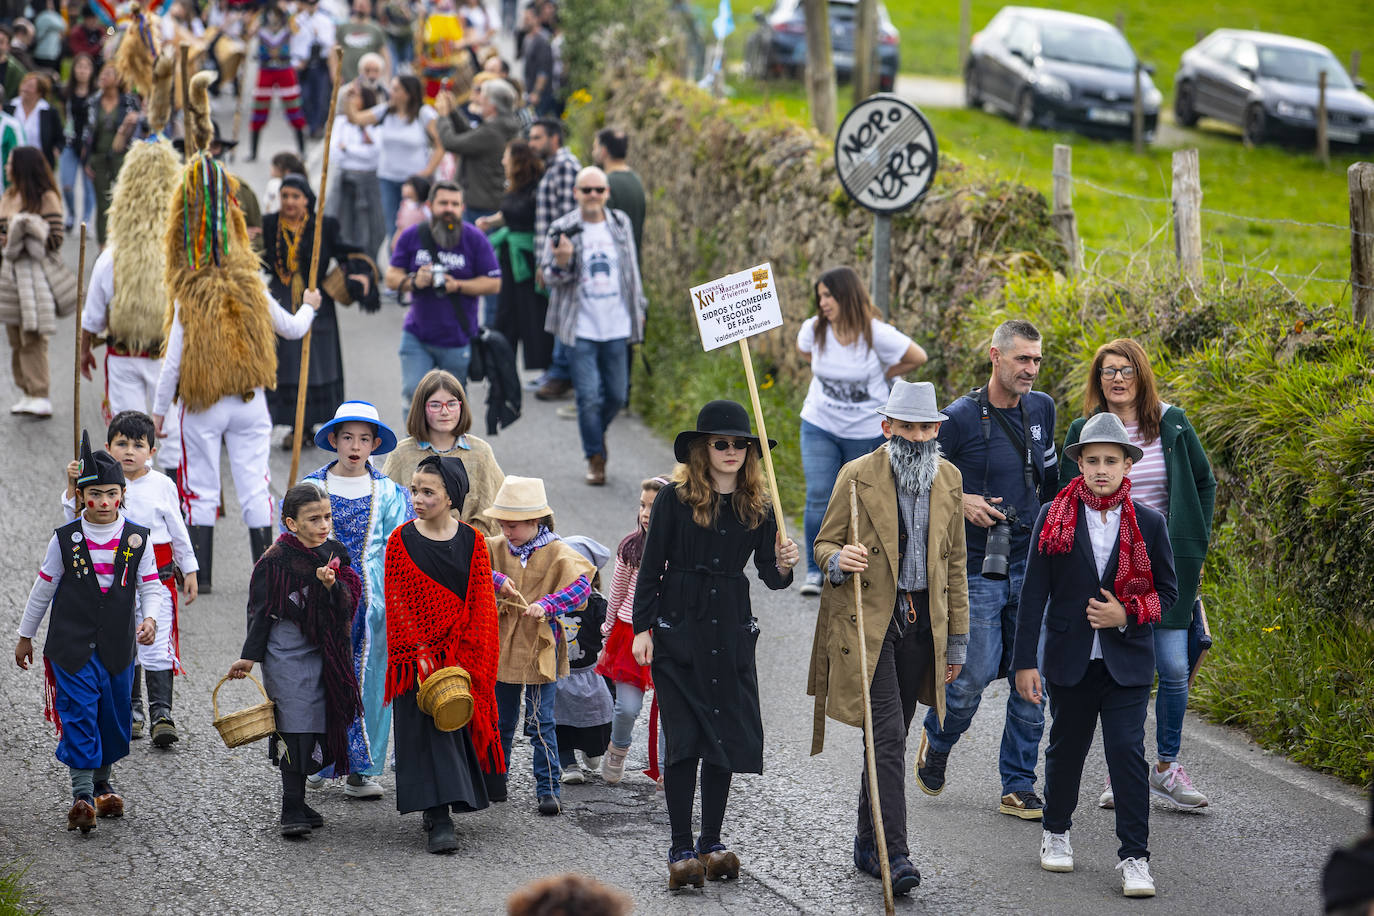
[914, 319, 1058, 821]
[385, 180, 500, 417]
[808, 380, 969, 897]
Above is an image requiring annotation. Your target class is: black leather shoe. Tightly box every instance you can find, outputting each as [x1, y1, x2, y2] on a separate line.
[537, 795, 561, 816]
[423, 807, 457, 854]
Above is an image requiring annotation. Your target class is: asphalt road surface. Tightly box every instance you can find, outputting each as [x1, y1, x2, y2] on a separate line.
[0, 86, 1365, 916]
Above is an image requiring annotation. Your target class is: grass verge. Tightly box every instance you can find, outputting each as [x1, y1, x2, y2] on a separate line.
[0, 861, 39, 916]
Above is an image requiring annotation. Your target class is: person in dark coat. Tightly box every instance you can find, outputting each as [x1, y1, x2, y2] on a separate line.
[631, 400, 799, 890]
[261, 173, 363, 441]
[479, 138, 550, 371]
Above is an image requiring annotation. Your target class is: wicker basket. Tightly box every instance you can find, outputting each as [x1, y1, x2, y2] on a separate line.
[416, 666, 474, 732]
[212, 674, 277, 748]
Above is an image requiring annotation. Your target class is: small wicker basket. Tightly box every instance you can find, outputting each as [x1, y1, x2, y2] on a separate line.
[416, 666, 475, 732]
[212, 674, 277, 748]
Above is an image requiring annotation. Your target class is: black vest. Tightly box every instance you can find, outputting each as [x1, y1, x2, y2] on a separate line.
[44, 518, 152, 675]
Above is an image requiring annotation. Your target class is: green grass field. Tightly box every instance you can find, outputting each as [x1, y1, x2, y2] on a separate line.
[726, 79, 1364, 303]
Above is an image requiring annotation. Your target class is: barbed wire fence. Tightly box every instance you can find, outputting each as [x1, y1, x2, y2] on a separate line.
[1044, 145, 1374, 317]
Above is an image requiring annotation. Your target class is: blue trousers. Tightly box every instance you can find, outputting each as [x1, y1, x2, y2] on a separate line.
[921, 554, 1046, 794]
[495, 681, 560, 799]
[569, 337, 629, 459]
[399, 329, 471, 419]
[51, 655, 135, 771]
[800, 419, 886, 579]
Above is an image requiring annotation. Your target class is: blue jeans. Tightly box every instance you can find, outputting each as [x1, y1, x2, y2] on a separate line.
[544, 338, 573, 383]
[495, 680, 560, 798]
[59, 147, 95, 226]
[568, 336, 628, 459]
[1153, 626, 1189, 762]
[379, 177, 405, 245]
[609, 682, 645, 749]
[800, 419, 886, 579]
[399, 329, 470, 418]
[922, 553, 1046, 795]
[388, 34, 413, 66]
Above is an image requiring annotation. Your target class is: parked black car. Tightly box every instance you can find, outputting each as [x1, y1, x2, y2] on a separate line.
[742, 0, 900, 92]
[1174, 30, 1374, 148]
[965, 6, 1160, 140]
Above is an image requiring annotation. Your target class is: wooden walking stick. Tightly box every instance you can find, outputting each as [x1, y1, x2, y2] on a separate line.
[72, 223, 88, 458]
[738, 337, 787, 542]
[851, 479, 896, 915]
[287, 45, 344, 486]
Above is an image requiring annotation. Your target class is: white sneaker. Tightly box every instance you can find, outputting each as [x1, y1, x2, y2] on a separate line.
[10, 396, 34, 414]
[799, 571, 823, 597]
[305, 773, 326, 790]
[1039, 830, 1073, 872]
[344, 774, 384, 798]
[1099, 777, 1115, 809]
[556, 403, 578, 420]
[561, 768, 586, 785]
[27, 397, 52, 417]
[578, 751, 602, 771]
[1117, 857, 1156, 897]
[1149, 762, 1209, 809]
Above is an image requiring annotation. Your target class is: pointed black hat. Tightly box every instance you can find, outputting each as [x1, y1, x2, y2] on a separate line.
[75, 430, 126, 489]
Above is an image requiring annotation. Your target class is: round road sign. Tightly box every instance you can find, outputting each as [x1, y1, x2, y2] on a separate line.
[834, 94, 938, 213]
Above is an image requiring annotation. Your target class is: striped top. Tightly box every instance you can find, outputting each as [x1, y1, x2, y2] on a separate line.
[0, 205, 65, 253]
[603, 553, 640, 633]
[1125, 421, 1169, 516]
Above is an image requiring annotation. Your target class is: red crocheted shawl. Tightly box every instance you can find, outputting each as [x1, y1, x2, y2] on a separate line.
[383, 521, 505, 774]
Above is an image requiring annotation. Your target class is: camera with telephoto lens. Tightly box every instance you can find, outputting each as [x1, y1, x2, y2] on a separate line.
[981, 503, 1020, 580]
[429, 263, 447, 288]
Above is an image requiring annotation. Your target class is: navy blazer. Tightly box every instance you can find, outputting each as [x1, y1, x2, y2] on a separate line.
[1013, 499, 1177, 689]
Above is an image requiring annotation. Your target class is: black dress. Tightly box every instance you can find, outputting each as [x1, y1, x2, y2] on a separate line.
[631, 484, 792, 774]
[261, 213, 361, 431]
[490, 182, 553, 371]
[391, 523, 491, 815]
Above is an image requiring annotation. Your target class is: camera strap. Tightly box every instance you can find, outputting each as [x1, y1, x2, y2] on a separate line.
[969, 386, 1041, 496]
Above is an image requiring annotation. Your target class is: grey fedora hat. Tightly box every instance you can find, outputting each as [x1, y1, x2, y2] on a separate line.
[1064, 412, 1144, 463]
[877, 380, 949, 423]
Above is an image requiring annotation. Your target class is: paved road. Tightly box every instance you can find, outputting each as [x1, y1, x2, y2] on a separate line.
[0, 86, 1365, 916]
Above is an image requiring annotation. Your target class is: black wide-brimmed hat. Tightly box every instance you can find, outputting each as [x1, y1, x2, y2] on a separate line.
[673, 399, 776, 462]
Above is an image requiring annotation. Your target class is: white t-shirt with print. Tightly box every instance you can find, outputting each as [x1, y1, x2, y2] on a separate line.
[798, 316, 915, 440]
[573, 219, 630, 342]
[369, 103, 437, 183]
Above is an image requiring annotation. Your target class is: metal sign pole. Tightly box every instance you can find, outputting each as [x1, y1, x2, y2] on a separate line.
[871, 211, 891, 320]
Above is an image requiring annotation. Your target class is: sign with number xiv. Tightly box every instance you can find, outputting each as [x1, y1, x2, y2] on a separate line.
[689, 262, 785, 351]
[835, 94, 938, 213]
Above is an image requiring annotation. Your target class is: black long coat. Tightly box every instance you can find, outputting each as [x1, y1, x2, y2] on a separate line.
[632, 483, 792, 773]
[261, 213, 360, 429]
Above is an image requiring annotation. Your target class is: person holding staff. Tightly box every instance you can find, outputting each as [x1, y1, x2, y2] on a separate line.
[808, 380, 968, 897]
[631, 400, 799, 889]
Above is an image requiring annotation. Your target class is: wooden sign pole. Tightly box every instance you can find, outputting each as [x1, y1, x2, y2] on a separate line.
[287, 46, 344, 486]
[72, 223, 88, 458]
[851, 479, 895, 916]
[737, 337, 787, 543]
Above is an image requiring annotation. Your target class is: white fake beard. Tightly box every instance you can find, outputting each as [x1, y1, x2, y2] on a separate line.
[887, 435, 941, 495]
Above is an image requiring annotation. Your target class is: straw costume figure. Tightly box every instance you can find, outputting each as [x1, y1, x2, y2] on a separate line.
[82, 48, 184, 474]
[112, 5, 162, 100]
[153, 70, 320, 592]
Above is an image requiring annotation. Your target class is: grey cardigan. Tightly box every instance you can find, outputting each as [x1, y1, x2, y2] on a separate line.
[538, 207, 647, 347]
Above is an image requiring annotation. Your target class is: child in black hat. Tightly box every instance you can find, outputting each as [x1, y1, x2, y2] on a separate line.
[15, 433, 166, 833]
[631, 399, 800, 889]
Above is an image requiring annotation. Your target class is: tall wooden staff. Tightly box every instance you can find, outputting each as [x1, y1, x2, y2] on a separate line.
[288, 46, 344, 485]
[71, 223, 88, 458]
[851, 479, 895, 915]
[179, 43, 193, 154]
[738, 338, 787, 542]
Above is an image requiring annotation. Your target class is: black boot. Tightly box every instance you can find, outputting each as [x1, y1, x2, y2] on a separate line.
[423, 805, 457, 854]
[146, 669, 178, 748]
[249, 527, 274, 565]
[248, 129, 261, 162]
[130, 664, 145, 739]
[188, 525, 213, 594]
[294, 127, 306, 156]
[281, 770, 312, 837]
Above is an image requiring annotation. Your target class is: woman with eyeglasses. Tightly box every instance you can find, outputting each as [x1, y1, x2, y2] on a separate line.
[1060, 338, 1216, 811]
[382, 369, 505, 536]
[797, 266, 927, 597]
[630, 399, 799, 889]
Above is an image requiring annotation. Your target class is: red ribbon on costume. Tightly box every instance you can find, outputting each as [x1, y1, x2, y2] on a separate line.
[43, 658, 63, 738]
[1037, 476, 1162, 626]
[643, 694, 660, 782]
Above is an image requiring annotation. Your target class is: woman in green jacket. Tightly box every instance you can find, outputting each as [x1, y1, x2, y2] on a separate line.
[1060, 338, 1216, 811]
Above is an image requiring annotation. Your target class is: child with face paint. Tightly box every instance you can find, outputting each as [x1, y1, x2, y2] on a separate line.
[16, 432, 166, 833]
[62, 410, 199, 747]
[227, 482, 365, 838]
[299, 401, 414, 799]
[382, 455, 506, 855]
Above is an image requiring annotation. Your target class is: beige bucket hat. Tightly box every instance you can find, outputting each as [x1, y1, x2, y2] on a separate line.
[482, 476, 554, 521]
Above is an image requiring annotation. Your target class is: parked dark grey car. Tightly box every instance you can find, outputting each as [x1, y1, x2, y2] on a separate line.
[965, 6, 1160, 140]
[1174, 30, 1374, 148]
[742, 0, 900, 91]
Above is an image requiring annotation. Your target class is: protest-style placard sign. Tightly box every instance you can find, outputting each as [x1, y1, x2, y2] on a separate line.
[688, 262, 789, 541]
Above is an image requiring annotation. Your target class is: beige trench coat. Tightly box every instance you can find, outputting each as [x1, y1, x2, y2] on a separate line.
[806, 444, 970, 755]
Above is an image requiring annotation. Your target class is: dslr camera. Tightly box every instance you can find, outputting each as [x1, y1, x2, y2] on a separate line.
[429, 263, 447, 288]
[981, 503, 1020, 581]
